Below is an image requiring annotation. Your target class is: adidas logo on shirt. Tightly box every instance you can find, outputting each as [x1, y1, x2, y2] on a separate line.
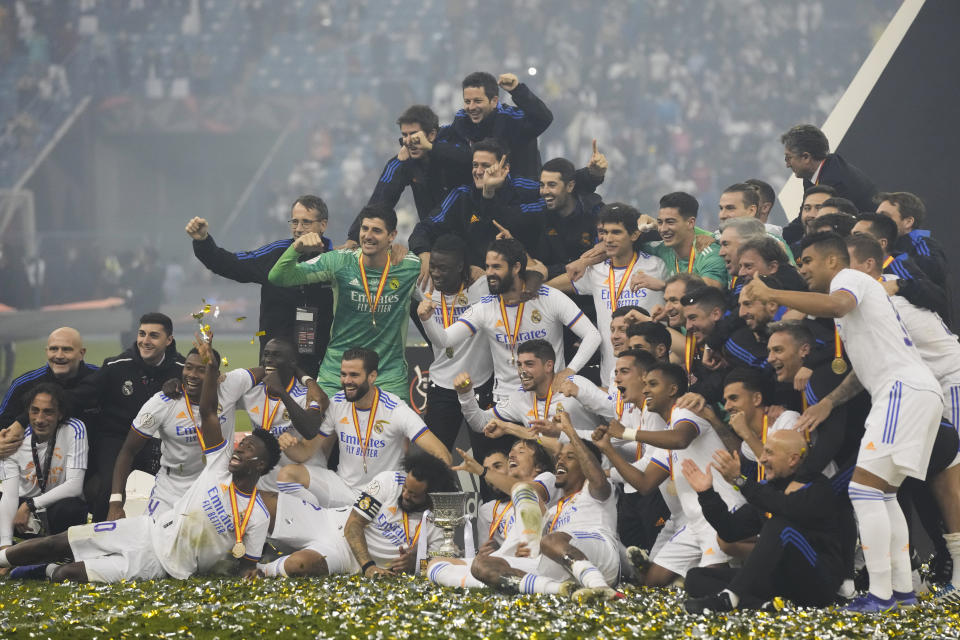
[349, 278, 361, 286]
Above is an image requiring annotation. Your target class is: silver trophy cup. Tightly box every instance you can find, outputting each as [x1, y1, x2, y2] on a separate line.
[428, 491, 468, 557]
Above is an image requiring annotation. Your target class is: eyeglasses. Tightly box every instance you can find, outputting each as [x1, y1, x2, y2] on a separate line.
[288, 218, 319, 228]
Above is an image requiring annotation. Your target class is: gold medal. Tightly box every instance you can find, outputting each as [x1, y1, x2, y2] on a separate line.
[231, 541, 246, 559]
[445, 347, 454, 359]
[831, 358, 848, 375]
[228, 483, 257, 561]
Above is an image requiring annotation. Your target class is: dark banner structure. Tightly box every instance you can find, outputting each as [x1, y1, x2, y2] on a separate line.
[836, 0, 959, 323]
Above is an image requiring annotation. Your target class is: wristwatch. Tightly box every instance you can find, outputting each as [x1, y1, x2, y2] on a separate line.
[732, 475, 748, 489]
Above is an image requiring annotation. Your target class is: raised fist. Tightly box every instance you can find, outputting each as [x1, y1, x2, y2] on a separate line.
[498, 73, 519, 91]
[186, 217, 209, 241]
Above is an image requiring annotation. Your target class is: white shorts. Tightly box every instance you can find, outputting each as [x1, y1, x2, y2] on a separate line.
[942, 381, 960, 427]
[534, 530, 621, 586]
[858, 381, 943, 484]
[271, 493, 358, 575]
[147, 469, 196, 518]
[307, 467, 359, 508]
[651, 522, 732, 577]
[649, 514, 683, 559]
[68, 516, 166, 583]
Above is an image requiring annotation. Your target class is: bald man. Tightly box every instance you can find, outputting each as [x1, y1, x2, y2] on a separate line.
[682, 429, 844, 612]
[0, 328, 99, 457]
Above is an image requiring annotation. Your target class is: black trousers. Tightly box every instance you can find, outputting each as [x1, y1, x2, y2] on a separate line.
[425, 378, 495, 454]
[687, 518, 840, 608]
[85, 433, 161, 522]
[14, 496, 88, 537]
[617, 486, 670, 551]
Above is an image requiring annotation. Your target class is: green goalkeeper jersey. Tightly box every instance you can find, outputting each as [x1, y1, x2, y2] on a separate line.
[269, 246, 421, 401]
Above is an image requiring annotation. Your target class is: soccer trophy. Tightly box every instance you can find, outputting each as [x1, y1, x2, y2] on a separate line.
[428, 491, 468, 557]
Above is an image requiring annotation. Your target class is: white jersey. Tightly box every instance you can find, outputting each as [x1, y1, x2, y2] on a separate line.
[241, 378, 325, 484]
[650, 408, 744, 531]
[831, 269, 940, 396]
[417, 278, 494, 389]
[352, 471, 443, 563]
[132, 368, 255, 477]
[884, 282, 960, 384]
[739, 410, 801, 464]
[461, 375, 605, 441]
[544, 479, 618, 536]
[454, 286, 600, 398]
[2, 419, 87, 499]
[572, 252, 667, 387]
[150, 439, 270, 579]
[319, 388, 430, 490]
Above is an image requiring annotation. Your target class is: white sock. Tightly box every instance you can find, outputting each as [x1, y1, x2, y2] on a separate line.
[570, 559, 608, 589]
[519, 573, 566, 594]
[884, 492, 912, 593]
[721, 589, 740, 608]
[944, 532, 960, 586]
[257, 557, 288, 577]
[512, 483, 543, 556]
[427, 561, 485, 589]
[838, 579, 856, 598]
[0, 549, 9, 568]
[276, 482, 319, 506]
[849, 481, 893, 600]
[45, 564, 57, 579]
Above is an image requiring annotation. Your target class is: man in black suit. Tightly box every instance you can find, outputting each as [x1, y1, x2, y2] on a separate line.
[779, 125, 877, 244]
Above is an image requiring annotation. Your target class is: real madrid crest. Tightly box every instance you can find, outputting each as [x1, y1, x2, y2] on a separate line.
[373, 420, 385, 434]
[122, 380, 134, 396]
[456, 292, 468, 306]
[282, 409, 290, 421]
[531, 309, 542, 323]
[390, 278, 400, 290]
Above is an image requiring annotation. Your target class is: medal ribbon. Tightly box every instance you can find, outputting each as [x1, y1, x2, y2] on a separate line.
[440, 285, 465, 328]
[498, 297, 525, 361]
[834, 329, 843, 362]
[882, 255, 894, 271]
[757, 413, 769, 481]
[228, 483, 258, 554]
[183, 393, 207, 449]
[549, 491, 581, 532]
[401, 510, 423, 547]
[358, 251, 391, 324]
[488, 500, 513, 539]
[684, 334, 697, 373]
[532, 387, 554, 421]
[674, 242, 696, 274]
[616, 389, 625, 420]
[607, 252, 638, 311]
[262, 377, 295, 431]
[351, 388, 380, 467]
[730, 275, 738, 291]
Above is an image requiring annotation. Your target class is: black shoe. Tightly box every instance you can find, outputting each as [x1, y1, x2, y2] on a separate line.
[931, 550, 954, 586]
[684, 591, 735, 614]
[9, 563, 48, 580]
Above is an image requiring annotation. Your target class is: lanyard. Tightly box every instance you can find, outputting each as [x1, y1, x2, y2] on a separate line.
[228, 483, 258, 558]
[607, 252, 638, 311]
[488, 500, 513, 540]
[532, 387, 554, 421]
[401, 510, 423, 547]
[358, 251, 391, 327]
[183, 393, 207, 449]
[549, 491, 581, 532]
[351, 388, 381, 472]
[674, 242, 696, 274]
[262, 377, 294, 431]
[30, 429, 58, 493]
[498, 296, 525, 364]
